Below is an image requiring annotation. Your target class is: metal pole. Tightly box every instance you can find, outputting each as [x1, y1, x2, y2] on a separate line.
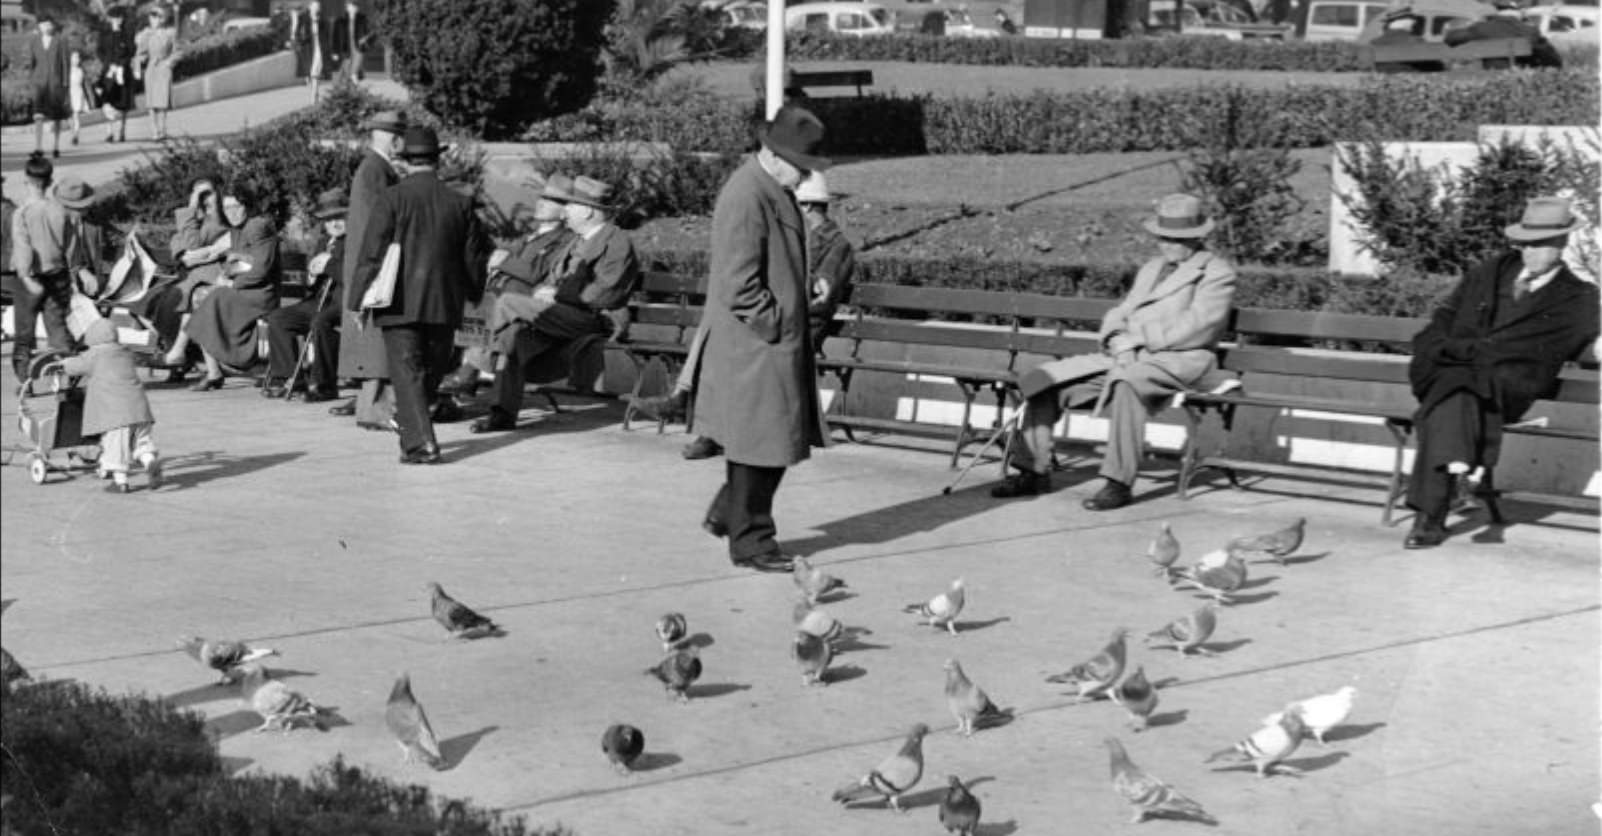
[765, 0, 786, 119]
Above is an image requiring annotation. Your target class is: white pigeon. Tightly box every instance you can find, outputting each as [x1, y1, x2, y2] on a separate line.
[238, 664, 323, 734]
[904, 578, 966, 636]
[794, 598, 844, 645]
[1264, 686, 1356, 745]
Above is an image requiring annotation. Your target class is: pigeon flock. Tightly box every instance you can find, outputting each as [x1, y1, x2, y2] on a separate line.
[4, 514, 1370, 829]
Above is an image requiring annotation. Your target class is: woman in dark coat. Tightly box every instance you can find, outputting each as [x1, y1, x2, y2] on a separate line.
[25, 16, 72, 157]
[96, 6, 137, 143]
[185, 217, 281, 390]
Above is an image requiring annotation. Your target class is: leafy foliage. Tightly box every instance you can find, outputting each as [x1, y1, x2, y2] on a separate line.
[1178, 92, 1311, 265]
[600, 0, 751, 95]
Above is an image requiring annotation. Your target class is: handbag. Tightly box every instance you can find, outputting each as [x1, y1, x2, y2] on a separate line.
[360, 242, 401, 310]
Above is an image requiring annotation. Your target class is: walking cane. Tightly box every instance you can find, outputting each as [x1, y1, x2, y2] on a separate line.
[942, 401, 1026, 496]
[283, 277, 333, 401]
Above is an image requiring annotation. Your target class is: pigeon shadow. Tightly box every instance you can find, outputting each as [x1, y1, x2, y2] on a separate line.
[1282, 751, 1351, 774]
[953, 616, 1012, 633]
[1321, 721, 1386, 744]
[1219, 591, 1278, 606]
[835, 635, 891, 654]
[438, 725, 499, 770]
[1238, 575, 1278, 591]
[976, 821, 1020, 836]
[1279, 551, 1331, 566]
[1200, 638, 1252, 655]
[206, 709, 267, 739]
[456, 626, 508, 640]
[972, 710, 1017, 732]
[815, 590, 857, 605]
[684, 632, 716, 650]
[0, 598, 13, 615]
[164, 681, 236, 709]
[1147, 709, 1189, 729]
[685, 682, 751, 699]
[824, 664, 868, 685]
[869, 786, 949, 812]
[631, 751, 681, 772]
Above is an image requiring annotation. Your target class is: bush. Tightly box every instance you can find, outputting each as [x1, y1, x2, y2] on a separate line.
[532, 144, 742, 231]
[170, 23, 286, 82]
[0, 679, 567, 835]
[378, 0, 610, 140]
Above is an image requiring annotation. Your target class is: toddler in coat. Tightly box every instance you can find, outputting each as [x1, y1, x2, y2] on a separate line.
[59, 319, 161, 492]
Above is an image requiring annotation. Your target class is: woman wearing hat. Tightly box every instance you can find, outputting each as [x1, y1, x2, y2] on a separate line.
[97, 6, 137, 143]
[991, 193, 1238, 511]
[1402, 196, 1598, 548]
[183, 216, 282, 390]
[263, 188, 349, 401]
[133, 4, 179, 140]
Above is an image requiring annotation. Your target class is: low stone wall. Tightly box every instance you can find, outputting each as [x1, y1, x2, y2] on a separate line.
[137, 50, 298, 112]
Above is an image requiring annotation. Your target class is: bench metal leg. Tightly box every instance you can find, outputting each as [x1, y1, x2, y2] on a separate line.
[1381, 419, 1411, 527]
[1178, 403, 1205, 500]
[655, 356, 682, 436]
[830, 367, 858, 443]
[949, 380, 980, 470]
[620, 352, 653, 432]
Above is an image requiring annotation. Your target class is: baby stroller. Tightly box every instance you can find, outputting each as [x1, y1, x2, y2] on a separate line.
[15, 351, 101, 485]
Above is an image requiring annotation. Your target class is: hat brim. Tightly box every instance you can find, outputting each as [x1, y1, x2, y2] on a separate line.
[1505, 221, 1582, 241]
[314, 207, 349, 220]
[56, 194, 95, 210]
[1144, 218, 1214, 239]
[758, 124, 832, 173]
[564, 195, 614, 212]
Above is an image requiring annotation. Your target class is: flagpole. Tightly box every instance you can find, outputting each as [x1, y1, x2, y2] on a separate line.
[765, 0, 785, 119]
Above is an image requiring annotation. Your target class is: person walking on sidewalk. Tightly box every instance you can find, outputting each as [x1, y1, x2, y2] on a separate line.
[350, 126, 488, 464]
[695, 105, 832, 574]
[23, 16, 72, 158]
[96, 5, 137, 143]
[133, 5, 178, 140]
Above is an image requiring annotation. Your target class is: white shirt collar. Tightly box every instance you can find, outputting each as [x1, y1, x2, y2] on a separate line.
[1518, 262, 1561, 293]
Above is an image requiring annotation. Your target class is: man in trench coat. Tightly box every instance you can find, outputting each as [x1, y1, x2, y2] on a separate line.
[992, 194, 1237, 510]
[1403, 196, 1599, 548]
[334, 110, 407, 429]
[694, 105, 832, 573]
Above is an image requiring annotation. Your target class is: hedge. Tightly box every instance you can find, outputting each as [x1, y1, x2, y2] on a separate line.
[0, 678, 566, 834]
[531, 69, 1598, 156]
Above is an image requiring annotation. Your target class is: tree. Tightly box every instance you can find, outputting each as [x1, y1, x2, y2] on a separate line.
[375, 0, 611, 139]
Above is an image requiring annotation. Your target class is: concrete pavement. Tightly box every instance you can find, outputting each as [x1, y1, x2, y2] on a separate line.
[0, 354, 1596, 835]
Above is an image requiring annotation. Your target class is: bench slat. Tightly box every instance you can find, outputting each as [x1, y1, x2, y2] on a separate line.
[1218, 346, 1411, 383]
[1233, 308, 1423, 344]
[821, 357, 1017, 385]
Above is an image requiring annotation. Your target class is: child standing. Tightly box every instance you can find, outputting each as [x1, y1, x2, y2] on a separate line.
[59, 319, 162, 493]
[68, 50, 90, 146]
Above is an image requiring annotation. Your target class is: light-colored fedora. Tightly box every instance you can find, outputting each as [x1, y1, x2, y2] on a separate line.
[1143, 193, 1214, 239]
[539, 173, 574, 202]
[1505, 196, 1584, 241]
[564, 176, 615, 212]
[54, 176, 95, 210]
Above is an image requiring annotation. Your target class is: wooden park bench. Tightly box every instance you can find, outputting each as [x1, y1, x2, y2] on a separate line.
[790, 69, 875, 97]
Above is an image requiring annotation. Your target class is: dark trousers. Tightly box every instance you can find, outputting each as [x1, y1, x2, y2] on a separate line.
[489, 328, 557, 417]
[9, 270, 75, 377]
[381, 323, 455, 453]
[706, 461, 787, 561]
[1406, 389, 1490, 520]
[265, 299, 341, 387]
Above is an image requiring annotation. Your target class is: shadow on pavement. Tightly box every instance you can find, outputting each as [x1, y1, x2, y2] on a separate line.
[206, 709, 265, 739]
[219, 756, 254, 775]
[1278, 550, 1332, 566]
[164, 681, 235, 709]
[1283, 750, 1350, 774]
[953, 616, 1011, 633]
[440, 724, 499, 770]
[159, 450, 306, 490]
[684, 632, 716, 650]
[782, 482, 1013, 556]
[1201, 638, 1252, 655]
[825, 664, 866, 685]
[976, 821, 1020, 836]
[438, 403, 622, 465]
[685, 682, 750, 699]
[1148, 709, 1188, 729]
[632, 751, 681, 771]
[1322, 721, 1386, 743]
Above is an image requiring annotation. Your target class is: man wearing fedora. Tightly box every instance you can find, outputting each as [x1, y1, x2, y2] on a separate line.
[440, 172, 577, 401]
[1403, 196, 1599, 548]
[56, 175, 113, 298]
[352, 125, 489, 464]
[991, 193, 1237, 511]
[9, 153, 79, 380]
[334, 109, 408, 429]
[471, 175, 640, 433]
[263, 187, 349, 402]
[696, 105, 833, 573]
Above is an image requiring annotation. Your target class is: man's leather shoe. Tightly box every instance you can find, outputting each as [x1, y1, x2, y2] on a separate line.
[634, 390, 689, 422]
[399, 444, 442, 465]
[303, 387, 338, 403]
[734, 551, 794, 573]
[262, 380, 288, 398]
[1403, 518, 1448, 549]
[430, 399, 464, 423]
[1082, 479, 1133, 511]
[470, 408, 517, 434]
[990, 470, 1050, 498]
[328, 399, 356, 416]
[682, 436, 723, 460]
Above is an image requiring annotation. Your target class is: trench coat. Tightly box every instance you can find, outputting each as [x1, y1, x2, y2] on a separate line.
[692, 157, 829, 468]
[61, 340, 154, 437]
[1019, 250, 1236, 414]
[337, 148, 398, 379]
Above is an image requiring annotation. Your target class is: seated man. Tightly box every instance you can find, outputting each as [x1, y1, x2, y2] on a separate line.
[439, 173, 576, 399]
[991, 194, 1236, 511]
[1443, 0, 1563, 68]
[1403, 196, 1599, 549]
[263, 187, 348, 401]
[632, 171, 855, 460]
[470, 176, 640, 433]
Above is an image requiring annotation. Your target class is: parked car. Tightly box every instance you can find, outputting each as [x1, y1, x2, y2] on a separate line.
[1355, 0, 1489, 42]
[702, 0, 769, 30]
[1148, 0, 1293, 37]
[1, 0, 36, 36]
[1296, 0, 1406, 40]
[1523, 3, 1599, 43]
[785, 1, 897, 36]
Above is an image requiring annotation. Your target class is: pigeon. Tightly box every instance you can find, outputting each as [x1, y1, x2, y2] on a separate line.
[1144, 604, 1218, 656]
[904, 577, 966, 636]
[793, 631, 833, 686]
[238, 665, 323, 733]
[793, 556, 848, 604]
[938, 775, 982, 835]
[1172, 550, 1248, 605]
[1110, 665, 1158, 732]
[655, 612, 688, 652]
[645, 647, 702, 702]
[943, 658, 1010, 736]
[1, 646, 29, 685]
[793, 598, 844, 645]
[177, 635, 279, 684]
[1228, 518, 1306, 566]
[831, 723, 929, 812]
[427, 582, 500, 639]
[385, 673, 445, 769]
[1207, 705, 1307, 777]
[1146, 523, 1181, 578]
[1105, 737, 1216, 825]
[1045, 627, 1128, 701]
[1265, 686, 1356, 745]
[601, 723, 645, 773]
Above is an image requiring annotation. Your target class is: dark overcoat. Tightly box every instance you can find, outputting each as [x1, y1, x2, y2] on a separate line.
[692, 157, 829, 468]
[337, 148, 398, 378]
[351, 170, 487, 328]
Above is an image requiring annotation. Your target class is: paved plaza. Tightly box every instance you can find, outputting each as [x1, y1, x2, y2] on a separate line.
[1, 355, 1596, 836]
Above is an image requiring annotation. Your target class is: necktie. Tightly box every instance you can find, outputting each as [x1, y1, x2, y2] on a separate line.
[1512, 274, 1534, 301]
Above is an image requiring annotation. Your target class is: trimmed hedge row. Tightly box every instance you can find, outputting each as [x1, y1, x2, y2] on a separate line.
[531, 69, 1598, 156]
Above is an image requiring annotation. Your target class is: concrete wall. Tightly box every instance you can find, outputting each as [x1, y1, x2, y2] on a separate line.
[136, 50, 298, 112]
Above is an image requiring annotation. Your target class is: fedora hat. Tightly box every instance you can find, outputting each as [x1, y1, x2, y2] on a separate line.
[312, 187, 348, 220]
[794, 171, 832, 204]
[1505, 196, 1583, 241]
[1143, 193, 1214, 239]
[539, 173, 575, 203]
[397, 126, 443, 160]
[564, 176, 615, 211]
[758, 105, 831, 173]
[54, 176, 95, 210]
[363, 110, 409, 135]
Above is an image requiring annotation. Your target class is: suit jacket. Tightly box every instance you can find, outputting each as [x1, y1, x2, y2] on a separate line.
[550, 223, 641, 313]
[693, 156, 829, 467]
[1410, 251, 1599, 423]
[352, 170, 488, 328]
[493, 224, 574, 293]
[338, 148, 399, 378]
[1021, 250, 1236, 410]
